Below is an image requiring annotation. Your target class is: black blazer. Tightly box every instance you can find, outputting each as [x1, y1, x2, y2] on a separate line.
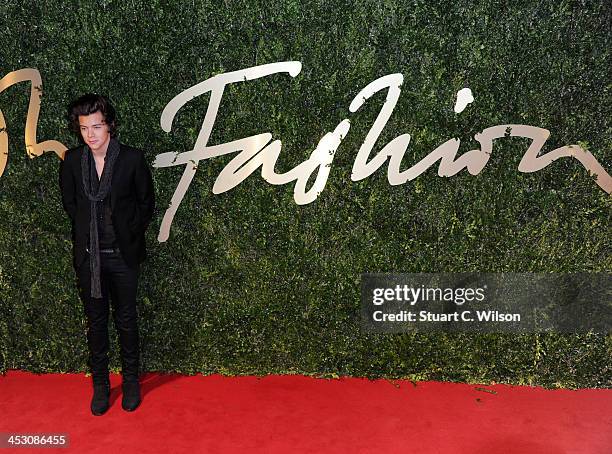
[59, 143, 155, 270]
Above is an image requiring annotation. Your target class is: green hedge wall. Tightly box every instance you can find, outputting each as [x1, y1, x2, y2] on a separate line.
[0, 0, 610, 388]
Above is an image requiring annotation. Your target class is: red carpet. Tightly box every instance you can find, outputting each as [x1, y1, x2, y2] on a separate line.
[0, 371, 610, 453]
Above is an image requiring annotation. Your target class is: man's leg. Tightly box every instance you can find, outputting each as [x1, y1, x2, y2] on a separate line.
[104, 251, 141, 411]
[76, 257, 112, 385]
[76, 255, 112, 416]
[104, 252, 140, 383]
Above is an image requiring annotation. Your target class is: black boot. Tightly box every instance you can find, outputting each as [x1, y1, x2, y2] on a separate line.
[90, 380, 110, 416]
[122, 381, 141, 411]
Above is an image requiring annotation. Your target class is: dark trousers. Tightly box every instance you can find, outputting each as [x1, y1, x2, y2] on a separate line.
[76, 250, 140, 385]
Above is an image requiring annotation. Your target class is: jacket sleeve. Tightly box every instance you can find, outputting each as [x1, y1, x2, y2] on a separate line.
[133, 150, 155, 233]
[59, 152, 77, 223]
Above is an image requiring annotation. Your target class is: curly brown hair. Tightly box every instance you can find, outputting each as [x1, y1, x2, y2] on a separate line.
[67, 93, 118, 142]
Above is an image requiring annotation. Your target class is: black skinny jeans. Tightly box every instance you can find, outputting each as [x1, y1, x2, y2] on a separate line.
[76, 250, 140, 385]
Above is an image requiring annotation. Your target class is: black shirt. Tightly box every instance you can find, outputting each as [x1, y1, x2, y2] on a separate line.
[88, 156, 119, 250]
[98, 194, 118, 249]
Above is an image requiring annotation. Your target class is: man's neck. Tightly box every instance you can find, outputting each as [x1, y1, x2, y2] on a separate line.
[91, 138, 111, 159]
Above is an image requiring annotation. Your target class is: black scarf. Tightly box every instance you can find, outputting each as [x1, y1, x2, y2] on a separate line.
[81, 138, 120, 298]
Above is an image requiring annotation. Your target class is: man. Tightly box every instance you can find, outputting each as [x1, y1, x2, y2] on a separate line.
[59, 94, 155, 415]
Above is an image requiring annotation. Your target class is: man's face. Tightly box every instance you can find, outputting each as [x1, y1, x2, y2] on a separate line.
[79, 111, 111, 154]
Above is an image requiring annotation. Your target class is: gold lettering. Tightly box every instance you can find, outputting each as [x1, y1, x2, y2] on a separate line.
[0, 68, 66, 176]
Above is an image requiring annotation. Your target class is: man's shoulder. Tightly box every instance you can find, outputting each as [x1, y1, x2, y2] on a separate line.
[119, 143, 142, 152]
[63, 145, 83, 162]
[119, 143, 145, 160]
